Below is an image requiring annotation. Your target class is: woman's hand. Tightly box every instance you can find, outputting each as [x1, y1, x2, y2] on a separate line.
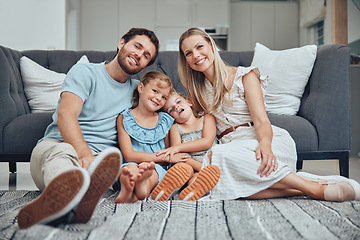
[256, 141, 277, 177]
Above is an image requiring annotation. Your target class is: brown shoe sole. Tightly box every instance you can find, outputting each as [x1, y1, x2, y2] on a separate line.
[74, 152, 120, 223]
[151, 163, 193, 201]
[179, 165, 220, 201]
[18, 169, 85, 229]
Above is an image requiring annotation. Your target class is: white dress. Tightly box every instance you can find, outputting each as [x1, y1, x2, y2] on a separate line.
[203, 66, 297, 200]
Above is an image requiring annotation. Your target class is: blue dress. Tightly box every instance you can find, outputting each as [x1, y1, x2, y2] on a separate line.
[121, 108, 174, 183]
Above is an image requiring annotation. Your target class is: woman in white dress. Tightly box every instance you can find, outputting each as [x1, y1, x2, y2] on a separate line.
[178, 27, 360, 201]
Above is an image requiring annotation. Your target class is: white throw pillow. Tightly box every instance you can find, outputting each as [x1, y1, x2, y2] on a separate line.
[250, 43, 317, 115]
[21, 55, 89, 113]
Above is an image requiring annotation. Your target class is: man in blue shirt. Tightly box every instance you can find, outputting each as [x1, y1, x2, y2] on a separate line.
[18, 28, 159, 229]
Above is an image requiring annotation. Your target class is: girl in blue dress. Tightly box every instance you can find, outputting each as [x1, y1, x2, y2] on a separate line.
[114, 71, 188, 203]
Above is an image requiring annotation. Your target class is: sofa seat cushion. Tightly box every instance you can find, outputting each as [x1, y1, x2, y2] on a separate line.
[4, 113, 53, 153]
[268, 114, 318, 152]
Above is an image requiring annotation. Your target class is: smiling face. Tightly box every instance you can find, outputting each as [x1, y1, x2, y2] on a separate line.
[117, 35, 157, 75]
[163, 93, 193, 124]
[138, 79, 171, 112]
[180, 35, 215, 74]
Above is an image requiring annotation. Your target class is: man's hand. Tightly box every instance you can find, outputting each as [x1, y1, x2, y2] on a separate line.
[79, 154, 95, 169]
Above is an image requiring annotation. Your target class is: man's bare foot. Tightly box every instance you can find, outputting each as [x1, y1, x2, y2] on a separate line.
[115, 166, 136, 203]
[134, 162, 156, 200]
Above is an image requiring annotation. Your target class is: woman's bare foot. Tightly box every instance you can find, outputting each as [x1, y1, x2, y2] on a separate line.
[115, 166, 136, 203]
[134, 162, 156, 200]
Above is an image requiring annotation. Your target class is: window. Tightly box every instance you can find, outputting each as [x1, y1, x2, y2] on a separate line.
[316, 20, 324, 46]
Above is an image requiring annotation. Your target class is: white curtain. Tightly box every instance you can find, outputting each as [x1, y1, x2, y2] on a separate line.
[299, 0, 327, 27]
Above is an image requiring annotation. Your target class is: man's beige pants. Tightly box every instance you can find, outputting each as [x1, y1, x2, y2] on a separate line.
[30, 139, 82, 191]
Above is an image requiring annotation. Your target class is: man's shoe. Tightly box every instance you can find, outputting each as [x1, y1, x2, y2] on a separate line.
[73, 147, 121, 223]
[17, 168, 90, 229]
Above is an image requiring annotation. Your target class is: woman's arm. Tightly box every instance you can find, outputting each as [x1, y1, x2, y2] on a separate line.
[242, 70, 277, 177]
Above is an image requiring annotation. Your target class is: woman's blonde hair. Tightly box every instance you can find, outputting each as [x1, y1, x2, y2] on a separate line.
[178, 27, 231, 115]
[132, 71, 173, 109]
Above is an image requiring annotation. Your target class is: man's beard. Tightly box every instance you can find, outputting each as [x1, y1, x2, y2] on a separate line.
[117, 50, 141, 75]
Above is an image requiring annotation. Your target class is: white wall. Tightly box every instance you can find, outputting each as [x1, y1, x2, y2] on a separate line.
[0, 0, 359, 51]
[0, 0, 66, 50]
[229, 1, 299, 51]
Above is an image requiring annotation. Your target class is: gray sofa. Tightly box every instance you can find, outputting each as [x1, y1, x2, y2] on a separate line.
[0, 44, 351, 177]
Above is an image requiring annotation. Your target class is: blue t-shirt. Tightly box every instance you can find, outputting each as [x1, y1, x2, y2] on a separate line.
[40, 62, 139, 152]
[121, 108, 174, 162]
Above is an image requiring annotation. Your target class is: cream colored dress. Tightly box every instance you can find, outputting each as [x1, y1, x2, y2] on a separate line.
[203, 66, 297, 200]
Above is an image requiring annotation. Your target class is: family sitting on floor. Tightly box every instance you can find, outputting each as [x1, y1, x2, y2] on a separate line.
[17, 27, 360, 229]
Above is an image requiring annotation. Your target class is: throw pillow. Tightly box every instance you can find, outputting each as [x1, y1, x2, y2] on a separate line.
[250, 43, 317, 115]
[21, 55, 89, 113]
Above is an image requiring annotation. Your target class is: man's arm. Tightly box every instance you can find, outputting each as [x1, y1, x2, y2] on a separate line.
[57, 91, 94, 169]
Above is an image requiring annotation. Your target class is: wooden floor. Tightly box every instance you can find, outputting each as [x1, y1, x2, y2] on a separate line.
[1, 190, 359, 239]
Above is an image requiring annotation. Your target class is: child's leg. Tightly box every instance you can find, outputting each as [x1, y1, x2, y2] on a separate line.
[115, 164, 138, 204]
[185, 158, 202, 172]
[187, 172, 198, 186]
[134, 162, 157, 200]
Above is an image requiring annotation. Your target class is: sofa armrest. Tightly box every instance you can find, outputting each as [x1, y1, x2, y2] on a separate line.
[298, 44, 350, 151]
[0, 45, 30, 152]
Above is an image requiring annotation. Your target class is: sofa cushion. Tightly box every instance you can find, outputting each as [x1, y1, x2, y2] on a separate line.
[3, 113, 53, 153]
[251, 43, 317, 115]
[268, 113, 318, 152]
[20, 55, 89, 113]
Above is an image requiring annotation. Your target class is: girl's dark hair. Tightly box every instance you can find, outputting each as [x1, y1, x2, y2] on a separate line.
[117, 28, 160, 66]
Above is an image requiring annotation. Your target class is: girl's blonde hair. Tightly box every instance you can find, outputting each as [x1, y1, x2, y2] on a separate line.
[178, 27, 231, 115]
[132, 71, 173, 109]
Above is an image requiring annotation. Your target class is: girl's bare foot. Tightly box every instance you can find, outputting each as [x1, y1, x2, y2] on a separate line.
[115, 166, 136, 203]
[134, 162, 156, 200]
